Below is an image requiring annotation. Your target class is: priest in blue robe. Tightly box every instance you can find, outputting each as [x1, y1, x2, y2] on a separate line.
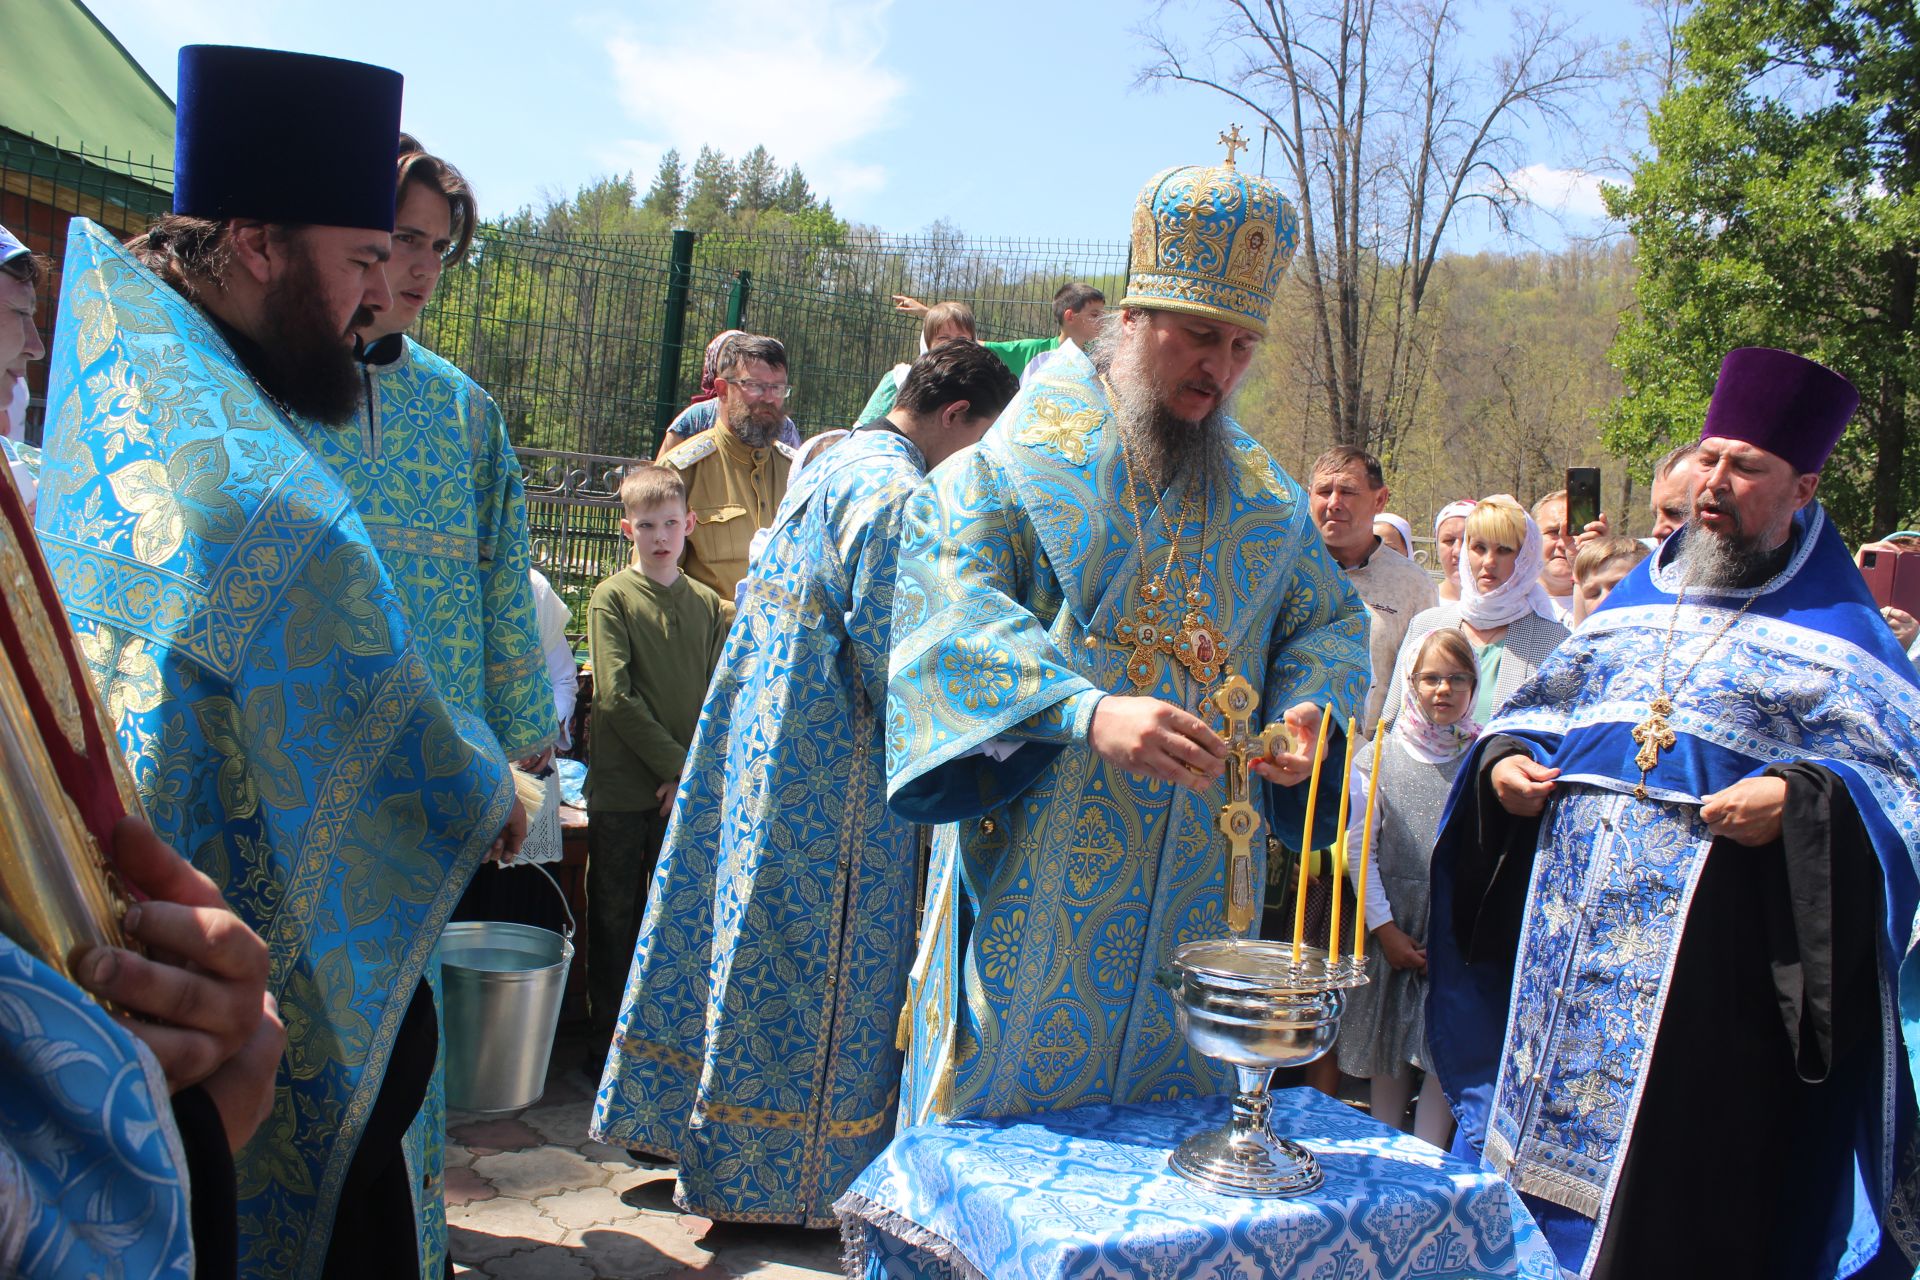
[591, 340, 1021, 1224]
[1429, 347, 1920, 1278]
[33, 47, 513, 1280]
[291, 138, 557, 1276]
[883, 142, 1371, 1125]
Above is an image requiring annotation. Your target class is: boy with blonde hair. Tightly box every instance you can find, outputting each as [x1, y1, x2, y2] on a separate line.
[583, 464, 733, 1044]
[1571, 534, 1651, 626]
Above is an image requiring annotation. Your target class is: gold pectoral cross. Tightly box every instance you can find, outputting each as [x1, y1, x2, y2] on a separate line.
[1113, 581, 1176, 690]
[1211, 675, 1292, 933]
[1631, 695, 1677, 799]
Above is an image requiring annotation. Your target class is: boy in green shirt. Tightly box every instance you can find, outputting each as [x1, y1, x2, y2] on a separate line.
[584, 464, 733, 1044]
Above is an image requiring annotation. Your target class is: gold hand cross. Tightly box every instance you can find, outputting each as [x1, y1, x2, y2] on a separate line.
[1211, 674, 1292, 932]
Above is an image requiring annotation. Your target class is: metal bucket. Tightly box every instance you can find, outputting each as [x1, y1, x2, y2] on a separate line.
[441, 864, 575, 1114]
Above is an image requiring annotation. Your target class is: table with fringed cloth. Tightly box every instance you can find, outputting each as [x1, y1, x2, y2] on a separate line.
[835, 1089, 1555, 1280]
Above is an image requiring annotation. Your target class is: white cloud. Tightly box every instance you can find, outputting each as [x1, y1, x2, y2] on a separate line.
[596, 0, 904, 202]
[1499, 164, 1609, 219]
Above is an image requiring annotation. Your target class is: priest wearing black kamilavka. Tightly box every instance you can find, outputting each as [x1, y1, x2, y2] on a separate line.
[1427, 347, 1920, 1279]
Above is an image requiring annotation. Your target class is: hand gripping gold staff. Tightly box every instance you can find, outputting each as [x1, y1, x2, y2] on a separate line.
[1211, 674, 1294, 933]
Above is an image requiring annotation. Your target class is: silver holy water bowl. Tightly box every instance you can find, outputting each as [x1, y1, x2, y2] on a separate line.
[1161, 938, 1368, 1197]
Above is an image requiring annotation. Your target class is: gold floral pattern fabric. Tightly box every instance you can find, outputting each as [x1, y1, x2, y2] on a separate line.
[885, 346, 1369, 1124]
[591, 430, 929, 1226]
[35, 221, 513, 1280]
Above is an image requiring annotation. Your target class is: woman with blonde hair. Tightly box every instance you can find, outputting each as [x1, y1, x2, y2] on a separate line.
[1380, 495, 1569, 726]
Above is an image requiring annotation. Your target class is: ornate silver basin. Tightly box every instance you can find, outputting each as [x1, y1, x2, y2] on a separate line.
[1161, 938, 1367, 1198]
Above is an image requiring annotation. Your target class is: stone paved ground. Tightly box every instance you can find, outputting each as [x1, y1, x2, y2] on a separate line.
[447, 1026, 842, 1280]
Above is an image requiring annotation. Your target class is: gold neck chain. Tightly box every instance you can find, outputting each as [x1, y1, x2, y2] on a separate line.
[1631, 585, 1759, 798]
[1098, 376, 1229, 690]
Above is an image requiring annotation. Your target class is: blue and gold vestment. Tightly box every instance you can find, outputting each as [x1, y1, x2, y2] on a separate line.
[883, 346, 1370, 1123]
[0, 934, 193, 1278]
[290, 333, 555, 1276]
[1428, 506, 1920, 1277]
[34, 221, 513, 1280]
[591, 427, 930, 1224]
[297, 336, 555, 761]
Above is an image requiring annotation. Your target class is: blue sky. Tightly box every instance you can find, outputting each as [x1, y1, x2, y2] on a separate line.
[81, 0, 1645, 251]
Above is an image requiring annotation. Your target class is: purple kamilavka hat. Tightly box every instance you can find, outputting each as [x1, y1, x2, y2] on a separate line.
[1700, 347, 1858, 474]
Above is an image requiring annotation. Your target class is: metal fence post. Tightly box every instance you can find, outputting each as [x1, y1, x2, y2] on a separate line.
[652, 228, 697, 444]
[726, 269, 752, 330]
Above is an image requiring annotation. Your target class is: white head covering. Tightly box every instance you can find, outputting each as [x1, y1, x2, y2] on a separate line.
[1456, 496, 1560, 628]
[1375, 512, 1414, 556]
[1394, 644, 1484, 764]
[1432, 500, 1476, 539]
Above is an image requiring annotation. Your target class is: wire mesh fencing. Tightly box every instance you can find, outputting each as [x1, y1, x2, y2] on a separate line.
[0, 134, 1127, 611]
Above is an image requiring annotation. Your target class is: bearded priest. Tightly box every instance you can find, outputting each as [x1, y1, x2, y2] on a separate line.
[1428, 347, 1920, 1279]
[883, 137, 1371, 1125]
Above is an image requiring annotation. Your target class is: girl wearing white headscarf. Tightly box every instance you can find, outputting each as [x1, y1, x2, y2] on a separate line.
[1432, 499, 1475, 601]
[1378, 495, 1570, 727]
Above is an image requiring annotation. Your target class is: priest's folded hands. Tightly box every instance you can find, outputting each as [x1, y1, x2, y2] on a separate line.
[1490, 753, 1787, 845]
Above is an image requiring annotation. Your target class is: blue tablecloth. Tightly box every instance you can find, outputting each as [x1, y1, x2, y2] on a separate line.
[835, 1089, 1556, 1280]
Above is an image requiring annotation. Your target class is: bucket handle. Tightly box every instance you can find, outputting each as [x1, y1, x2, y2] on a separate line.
[531, 862, 577, 941]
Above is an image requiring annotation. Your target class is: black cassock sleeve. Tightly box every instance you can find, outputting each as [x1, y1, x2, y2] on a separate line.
[1450, 735, 1543, 967]
[169, 1083, 236, 1280]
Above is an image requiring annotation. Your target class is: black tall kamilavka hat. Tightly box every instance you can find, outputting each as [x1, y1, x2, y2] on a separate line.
[173, 45, 403, 232]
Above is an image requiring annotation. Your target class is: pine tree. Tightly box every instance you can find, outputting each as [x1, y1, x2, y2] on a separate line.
[683, 146, 737, 229]
[736, 145, 781, 212]
[640, 149, 685, 220]
[774, 165, 815, 214]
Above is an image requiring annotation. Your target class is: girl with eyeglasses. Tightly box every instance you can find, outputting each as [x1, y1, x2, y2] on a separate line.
[1337, 628, 1482, 1149]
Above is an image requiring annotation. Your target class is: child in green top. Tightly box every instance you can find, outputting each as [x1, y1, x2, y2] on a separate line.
[583, 464, 732, 1043]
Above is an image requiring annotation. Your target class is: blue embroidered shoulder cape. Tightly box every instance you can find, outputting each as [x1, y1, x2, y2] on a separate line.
[883, 345, 1370, 1122]
[1427, 506, 1920, 1277]
[34, 221, 513, 1280]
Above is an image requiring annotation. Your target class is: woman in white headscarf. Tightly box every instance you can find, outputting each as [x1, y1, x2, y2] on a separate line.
[1378, 495, 1569, 726]
[1373, 512, 1414, 558]
[1431, 499, 1475, 601]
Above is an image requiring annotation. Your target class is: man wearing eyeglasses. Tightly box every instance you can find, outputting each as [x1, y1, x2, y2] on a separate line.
[662, 333, 798, 599]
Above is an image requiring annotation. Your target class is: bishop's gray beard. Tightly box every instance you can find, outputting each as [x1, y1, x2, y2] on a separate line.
[1093, 318, 1231, 496]
[1675, 521, 1779, 590]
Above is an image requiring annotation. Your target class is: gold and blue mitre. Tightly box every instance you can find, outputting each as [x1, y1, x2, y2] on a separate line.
[1121, 129, 1300, 336]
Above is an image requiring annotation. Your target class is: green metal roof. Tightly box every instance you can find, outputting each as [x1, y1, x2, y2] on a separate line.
[0, 0, 173, 166]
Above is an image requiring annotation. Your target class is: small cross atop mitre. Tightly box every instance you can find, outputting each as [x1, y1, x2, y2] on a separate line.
[1218, 124, 1248, 166]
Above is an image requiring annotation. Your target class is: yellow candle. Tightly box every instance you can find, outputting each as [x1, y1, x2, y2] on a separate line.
[1291, 705, 1334, 967]
[1354, 719, 1388, 963]
[1327, 716, 1359, 965]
